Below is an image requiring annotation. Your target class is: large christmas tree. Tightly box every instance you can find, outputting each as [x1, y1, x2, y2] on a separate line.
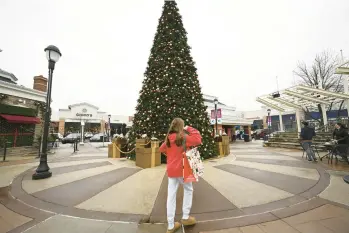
[128, 0, 216, 159]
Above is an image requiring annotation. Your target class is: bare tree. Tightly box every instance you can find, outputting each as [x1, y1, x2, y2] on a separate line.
[294, 50, 343, 125]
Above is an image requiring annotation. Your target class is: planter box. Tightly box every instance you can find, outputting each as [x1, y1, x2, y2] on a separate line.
[222, 136, 230, 155]
[216, 141, 230, 156]
[216, 142, 224, 156]
[114, 137, 127, 145]
[222, 135, 229, 144]
[136, 147, 160, 169]
[136, 139, 148, 148]
[108, 143, 121, 158]
[108, 144, 113, 158]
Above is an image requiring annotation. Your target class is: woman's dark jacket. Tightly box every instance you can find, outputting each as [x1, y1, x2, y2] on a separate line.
[333, 127, 349, 144]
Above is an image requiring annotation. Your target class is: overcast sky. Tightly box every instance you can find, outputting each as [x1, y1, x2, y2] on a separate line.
[1, 0, 348, 115]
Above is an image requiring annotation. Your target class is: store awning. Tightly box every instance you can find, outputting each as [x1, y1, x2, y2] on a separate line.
[0, 114, 41, 124]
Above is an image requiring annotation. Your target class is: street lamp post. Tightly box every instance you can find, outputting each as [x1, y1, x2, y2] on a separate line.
[32, 45, 61, 180]
[267, 109, 271, 140]
[108, 114, 111, 142]
[214, 98, 218, 137]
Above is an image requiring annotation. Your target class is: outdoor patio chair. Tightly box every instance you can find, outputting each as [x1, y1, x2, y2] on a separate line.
[300, 142, 306, 158]
[300, 142, 320, 160]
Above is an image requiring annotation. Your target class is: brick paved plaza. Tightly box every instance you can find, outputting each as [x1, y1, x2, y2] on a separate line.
[1, 141, 349, 233]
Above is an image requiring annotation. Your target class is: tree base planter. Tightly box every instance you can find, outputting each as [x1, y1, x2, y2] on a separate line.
[115, 137, 127, 145]
[216, 136, 230, 156]
[222, 135, 230, 155]
[108, 142, 122, 158]
[216, 142, 224, 156]
[135, 139, 161, 168]
[136, 139, 151, 148]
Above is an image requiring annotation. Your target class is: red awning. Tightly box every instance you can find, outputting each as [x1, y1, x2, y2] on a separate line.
[0, 114, 41, 124]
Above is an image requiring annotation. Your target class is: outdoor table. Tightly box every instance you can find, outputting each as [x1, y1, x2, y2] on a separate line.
[320, 142, 349, 185]
[319, 142, 335, 161]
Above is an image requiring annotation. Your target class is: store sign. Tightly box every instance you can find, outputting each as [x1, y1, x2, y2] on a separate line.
[76, 109, 92, 117]
[76, 113, 92, 117]
[210, 109, 222, 119]
[210, 109, 222, 124]
[211, 110, 215, 119]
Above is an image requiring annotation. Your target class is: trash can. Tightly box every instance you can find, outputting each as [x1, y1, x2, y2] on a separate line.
[244, 134, 250, 142]
[263, 135, 269, 141]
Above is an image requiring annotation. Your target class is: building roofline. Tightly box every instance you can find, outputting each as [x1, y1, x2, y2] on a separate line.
[68, 102, 99, 110]
[203, 94, 234, 107]
[0, 68, 18, 82]
[0, 80, 46, 100]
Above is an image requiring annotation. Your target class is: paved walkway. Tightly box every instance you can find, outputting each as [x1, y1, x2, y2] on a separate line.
[1, 141, 349, 233]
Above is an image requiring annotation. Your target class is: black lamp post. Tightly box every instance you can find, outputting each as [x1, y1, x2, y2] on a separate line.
[108, 114, 111, 142]
[214, 98, 218, 137]
[267, 109, 271, 139]
[32, 45, 62, 180]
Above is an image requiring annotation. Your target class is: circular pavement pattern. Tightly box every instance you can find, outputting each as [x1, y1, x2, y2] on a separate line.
[7, 142, 331, 232]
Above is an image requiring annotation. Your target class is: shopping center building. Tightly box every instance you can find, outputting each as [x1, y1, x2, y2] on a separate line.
[203, 94, 253, 140]
[52, 103, 133, 136]
[0, 70, 47, 148]
[53, 95, 253, 141]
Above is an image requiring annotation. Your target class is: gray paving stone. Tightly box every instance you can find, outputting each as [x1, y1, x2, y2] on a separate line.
[216, 164, 317, 194]
[24, 215, 113, 233]
[137, 223, 174, 233]
[106, 222, 138, 233]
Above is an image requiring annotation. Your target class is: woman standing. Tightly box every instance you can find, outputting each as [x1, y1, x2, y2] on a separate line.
[160, 118, 202, 233]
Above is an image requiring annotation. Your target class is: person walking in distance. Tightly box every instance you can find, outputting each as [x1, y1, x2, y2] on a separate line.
[160, 118, 202, 233]
[300, 121, 317, 162]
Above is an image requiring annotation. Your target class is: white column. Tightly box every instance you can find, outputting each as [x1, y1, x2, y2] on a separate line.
[317, 81, 328, 129]
[343, 77, 349, 115]
[279, 112, 284, 131]
[80, 121, 85, 145]
[296, 109, 301, 137]
[340, 50, 349, 116]
[321, 104, 328, 131]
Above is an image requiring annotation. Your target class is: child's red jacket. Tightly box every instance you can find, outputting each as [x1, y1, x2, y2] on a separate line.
[160, 126, 202, 177]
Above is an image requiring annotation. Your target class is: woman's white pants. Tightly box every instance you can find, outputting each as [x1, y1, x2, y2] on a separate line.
[167, 177, 193, 230]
